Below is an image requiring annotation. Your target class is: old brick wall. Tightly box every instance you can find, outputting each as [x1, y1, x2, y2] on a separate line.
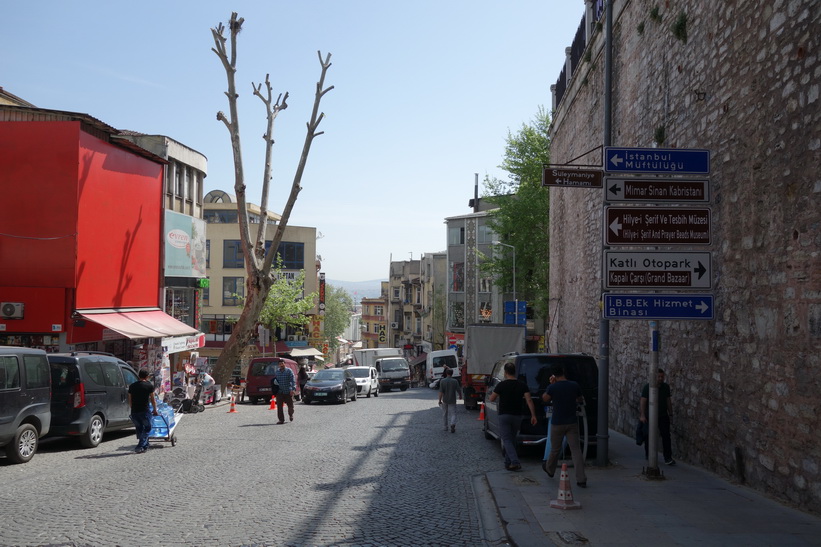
[549, 0, 821, 512]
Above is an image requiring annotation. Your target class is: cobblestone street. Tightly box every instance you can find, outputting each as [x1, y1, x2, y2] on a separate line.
[0, 387, 508, 547]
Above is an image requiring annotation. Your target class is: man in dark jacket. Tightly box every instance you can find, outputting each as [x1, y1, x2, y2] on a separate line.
[489, 362, 538, 471]
[542, 365, 587, 487]
[128, 369, 159, 454]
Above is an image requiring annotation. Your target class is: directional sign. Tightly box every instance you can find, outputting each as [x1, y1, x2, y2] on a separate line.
[605, 177, 710, 202]
[603, 251, 712, 289]
[543, 167, 603, 188]
[603, 293, 714, 320]
[604, 147, 710, 175]
[605, 206, 711, 245]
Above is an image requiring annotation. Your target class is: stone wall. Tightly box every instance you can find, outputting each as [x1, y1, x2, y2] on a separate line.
[549, 0, 821, 512]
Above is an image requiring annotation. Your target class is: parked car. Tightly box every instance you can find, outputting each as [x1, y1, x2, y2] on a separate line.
[46, 352, 139, 448]
[346, 366, 379, 398]
[245, 357, 301, 404]
[482, 353, 599, 456]
[302, 368, 357, 404]
[0, 346, 51, 463]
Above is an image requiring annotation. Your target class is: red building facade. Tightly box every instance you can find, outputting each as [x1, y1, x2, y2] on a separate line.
[0, 108, 198, 360]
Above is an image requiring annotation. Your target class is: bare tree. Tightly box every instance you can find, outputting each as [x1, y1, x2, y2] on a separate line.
[209, 12, 333, 388]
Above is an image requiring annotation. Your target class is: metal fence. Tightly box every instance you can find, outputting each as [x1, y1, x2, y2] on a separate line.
[553, 1, 604, 110]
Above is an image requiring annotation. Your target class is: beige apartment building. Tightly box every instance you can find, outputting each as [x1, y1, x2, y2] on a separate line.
[199, 189, 320, 368]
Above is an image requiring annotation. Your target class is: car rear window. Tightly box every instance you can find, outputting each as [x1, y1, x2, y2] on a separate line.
[314, 370, 343, 381]
[517, 356, 555, 392]
[517, 355, 597, 393]
[432, 355, 457, 368]
[51, 364, 78, 390]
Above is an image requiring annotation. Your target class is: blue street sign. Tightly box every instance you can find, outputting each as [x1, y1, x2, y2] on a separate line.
[603, 293, 714, 320]
[604, 147, 711, 175]
[503, 301, 527, 325]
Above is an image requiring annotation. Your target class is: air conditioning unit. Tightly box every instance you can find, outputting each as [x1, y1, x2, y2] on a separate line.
[286, 335, 297, 342]
[1, 302, 24, 319]
[298, 335, 308, 341]
[390, 322, 399, 329]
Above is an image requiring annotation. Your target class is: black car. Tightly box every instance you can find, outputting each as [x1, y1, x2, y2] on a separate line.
[0, 346, 51, 463]
[483, 353, 599, 457]
[46, 352, 139, 448]
[302, 368, 357, 404]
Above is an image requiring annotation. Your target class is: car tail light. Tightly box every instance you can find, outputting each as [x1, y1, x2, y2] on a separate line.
[73, 383, 86, 408]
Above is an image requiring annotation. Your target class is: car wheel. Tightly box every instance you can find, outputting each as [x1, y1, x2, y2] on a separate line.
[303, 397, 311, 405]
[81, 415, 104, 448]
[400, 386, 408, 391]
[6, 423, 38, 464]
[366, 387, 371, 398]
[341, 391, 347, 404]
[352, 390, 357, 402]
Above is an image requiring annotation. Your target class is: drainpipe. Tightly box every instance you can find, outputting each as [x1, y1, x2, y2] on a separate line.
[597, 0, 614, 468]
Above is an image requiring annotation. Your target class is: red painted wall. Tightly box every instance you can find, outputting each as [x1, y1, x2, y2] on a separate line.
[0, 122, 78, 288]
[0, 121, 164, 335]
[75, 130, 163, 309]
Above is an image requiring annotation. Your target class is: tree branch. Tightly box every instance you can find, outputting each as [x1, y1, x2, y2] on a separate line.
[262, 51, 333, 273]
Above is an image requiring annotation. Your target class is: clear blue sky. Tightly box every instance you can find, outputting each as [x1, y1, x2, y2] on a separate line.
[3, 1, 584, 282]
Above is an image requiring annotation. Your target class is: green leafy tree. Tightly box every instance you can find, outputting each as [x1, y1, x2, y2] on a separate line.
[323, 285, 355, 353]
[258, 258, 318, 339]
[483, 106, 551, 320]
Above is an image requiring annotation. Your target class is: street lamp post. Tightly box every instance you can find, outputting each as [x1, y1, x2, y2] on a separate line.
[492, 241, 517, 325]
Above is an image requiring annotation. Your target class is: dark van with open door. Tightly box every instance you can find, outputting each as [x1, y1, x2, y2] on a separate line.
[483, 353, 599, 457]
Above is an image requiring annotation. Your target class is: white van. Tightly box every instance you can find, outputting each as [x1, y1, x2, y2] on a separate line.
[346, 366, 379, 398]
[426, 349, 459, 387]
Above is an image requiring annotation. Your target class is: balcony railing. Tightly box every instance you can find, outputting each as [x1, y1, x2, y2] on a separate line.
[553, 1, 604, 111]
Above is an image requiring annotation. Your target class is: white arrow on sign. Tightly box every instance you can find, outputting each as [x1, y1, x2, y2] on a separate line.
[610, 154, 623, 168]
[696, 301, 710, 314]
[609, 217, 622, 236]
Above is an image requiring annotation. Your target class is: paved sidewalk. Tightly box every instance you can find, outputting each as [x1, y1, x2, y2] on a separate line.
[486, 429, 821, 546]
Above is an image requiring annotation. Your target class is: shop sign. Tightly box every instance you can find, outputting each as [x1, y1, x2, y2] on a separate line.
[164, 210, 207, 278]
[162, 333, 205, 353]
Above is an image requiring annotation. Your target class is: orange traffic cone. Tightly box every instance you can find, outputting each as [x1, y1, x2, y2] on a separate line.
[550, 463, 582, 510]
[477, 402, 485, 421]
[227, 395, 238, 414]
[268, 395, 277, 410]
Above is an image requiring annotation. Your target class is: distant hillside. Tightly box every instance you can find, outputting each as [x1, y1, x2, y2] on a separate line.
[326, 279, 385, 301]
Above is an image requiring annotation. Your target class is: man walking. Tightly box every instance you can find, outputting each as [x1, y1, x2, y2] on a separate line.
[128, 369, 159, 454]
[640, 368, 675, 465]
[274, 360, 296, 424]
[542, 365, 587, 487]
[438, 367, 461, 433]
[489, 362, 538, 471]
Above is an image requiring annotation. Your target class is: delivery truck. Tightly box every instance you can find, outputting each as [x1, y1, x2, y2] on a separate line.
[461, 323, 525, 409]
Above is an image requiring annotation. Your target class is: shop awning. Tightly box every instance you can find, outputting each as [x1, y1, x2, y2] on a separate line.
[289, 347, 324, 358]
[78, 308, 199, 339]
[409, 353, 427, 367]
